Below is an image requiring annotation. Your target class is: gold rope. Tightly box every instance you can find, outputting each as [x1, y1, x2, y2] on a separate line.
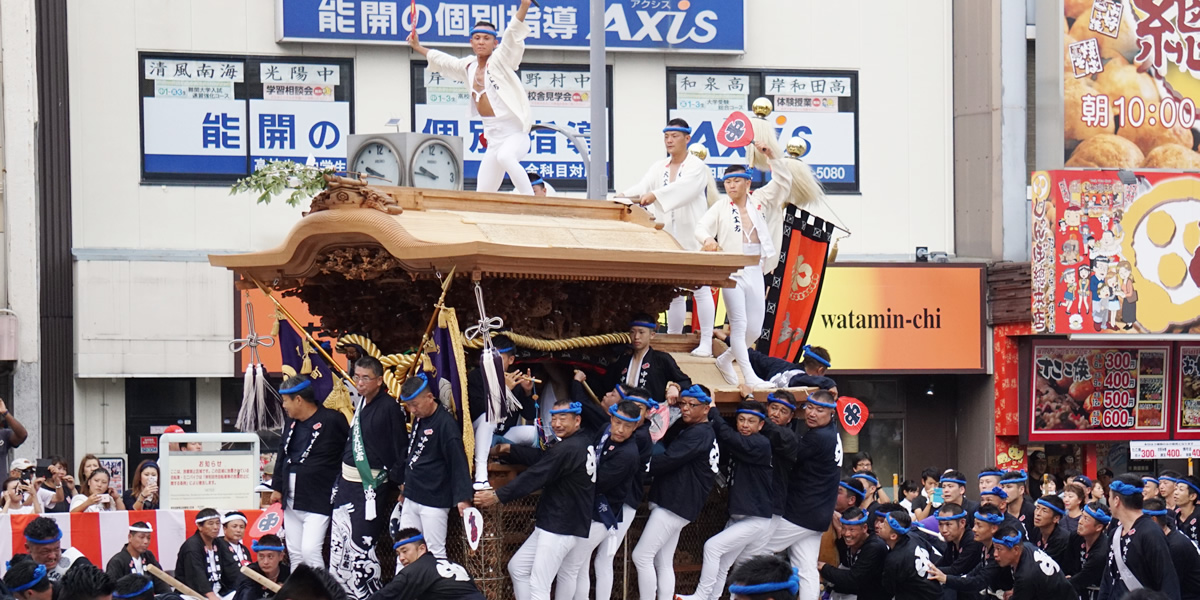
[440, 308, 475, 477]
[462, 331, 631, 351]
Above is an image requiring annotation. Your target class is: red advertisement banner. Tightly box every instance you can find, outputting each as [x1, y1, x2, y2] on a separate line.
[1030, 341, 1170, 442]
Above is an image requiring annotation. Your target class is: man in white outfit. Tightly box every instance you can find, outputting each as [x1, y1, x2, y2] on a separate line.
[623, 119, 713, 355]
[696, 163, 776, 388]
[409, 0, 535, 195]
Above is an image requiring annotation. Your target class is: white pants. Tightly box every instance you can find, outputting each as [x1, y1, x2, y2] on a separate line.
[667, 288, 713, 338]
[596, 505, 638, 600]
[632, 505, 690, 600]
[477, 115, 533, 195]
[396, 498, 449, 568]
[766, 519, 824, 600]
[724, 267, 767, 386]
[509, 527, 578, 600]
[690, 516, 772, 600]
[736, 514, 780, 563]
[556, 521, 610, 600]
[474, 415, 541, 485]
[283, 507, 330, 569]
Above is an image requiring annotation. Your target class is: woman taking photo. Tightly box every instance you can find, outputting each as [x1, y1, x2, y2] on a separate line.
[124, 461, 160, 511]
[70, 467, 125, 512]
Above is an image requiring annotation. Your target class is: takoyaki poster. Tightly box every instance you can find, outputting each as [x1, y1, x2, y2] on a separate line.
[1031, 170, 1200, 335]
[1062, 0, 1200, 170]
[1176, 345, 1200, 438]
[1031, 342, 1170, 442]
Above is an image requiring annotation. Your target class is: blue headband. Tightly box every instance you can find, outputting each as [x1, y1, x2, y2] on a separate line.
[1084, 505, 1112, 524]
[469, 27, 498, 37]
[400, 372, 429, 402]
[530, 178, 545, 187]
[802, 345, 831, 367]
[721, 172, 752, 182]
[630, 320, 657, 330]
[981, 487, 1009, 500]
[8, 565, 47, 593]
[882, 513, 911, 535]
[24, 530, 62, 545]
[999, 471, 1027, 485]
[1160, 476, 1181, 484]
[662, 126, 692, 134]
[940, 477, 967, 487]
[807, 394, 836, 409]
[550, 402, 583, 415]
[1144, 508, 1169, 517]
[729, 568, 800, 597]
[840, 512, 869, 525]
[974, 511, 1005, 525]
[1143, 477, 1159, 485]
[1180, 478, 1200, 496]
[609, 404, 640, 423]
[992, 530, 1023, 548]
[1111, 480, 1143, 497]
[393, 533, 425, 550]
[112, 579, 154, 599]
[978, 470, 1005, 479]
[852, 473, 879, 486]
[1036, 498, 1066, 516]
[840, 481, 866, 498]
[280, 379, 312, 394]
[681, 385, 712, 404]
[616, 386, 659, 410]
[252, 541, 285, 552]
[496, 345, 514, 354]
[737, 409, 766, 420]
[935, 511, 967, 521]
[767, 393, 795, 410]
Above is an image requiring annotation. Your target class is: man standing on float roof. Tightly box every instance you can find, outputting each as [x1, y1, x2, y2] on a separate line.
[623, 120, 714, 350]
[408, 0, 535, 195]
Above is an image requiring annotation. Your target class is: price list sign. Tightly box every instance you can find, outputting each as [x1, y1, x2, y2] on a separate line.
[1029, 343, 1170, 442]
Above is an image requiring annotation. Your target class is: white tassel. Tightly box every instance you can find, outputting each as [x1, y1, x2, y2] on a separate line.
[236, 366, 255, 432]
[481, 348, 505, 422]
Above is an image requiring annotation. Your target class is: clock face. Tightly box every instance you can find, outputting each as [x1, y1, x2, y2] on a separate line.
[353, 142, 402, 186]
[411, 141, 461, 190]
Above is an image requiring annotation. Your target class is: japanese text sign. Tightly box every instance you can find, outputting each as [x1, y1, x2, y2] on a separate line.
[277, 0, 746, 53]
[1059, 0, 1200, 169]
[1176, 344, 1200, 438]
[1030, 170, 1200, 335]
[412, 63, 611, 190]
[164, 453, 258, 510]
[1029, 342, 1170, 442]
[140, 53, 354, 183]
[668, 70, 859, 193]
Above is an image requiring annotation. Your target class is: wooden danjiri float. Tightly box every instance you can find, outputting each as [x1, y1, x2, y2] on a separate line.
[209, 174, 814, 599]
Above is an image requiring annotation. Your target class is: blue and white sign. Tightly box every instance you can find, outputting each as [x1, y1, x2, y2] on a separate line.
[277, 0, 745, 53]
[143, 98, 248, 175]
[668, 70, 859, 193]
[250, 100, 351, 171]
[140, 53, 354, 183]
[413, 64, 610, 190]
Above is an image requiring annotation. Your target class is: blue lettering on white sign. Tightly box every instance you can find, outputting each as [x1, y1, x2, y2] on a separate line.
[309, 120, 341, 149]
[259, 114, 297, 150]
[279, 0, 745, 53]
[202, 113, 241, 149]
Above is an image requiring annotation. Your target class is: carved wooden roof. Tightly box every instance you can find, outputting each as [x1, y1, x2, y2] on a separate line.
[210, 176, 756, 287]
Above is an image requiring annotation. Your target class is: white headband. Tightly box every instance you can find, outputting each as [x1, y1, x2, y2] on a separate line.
[129, 524, 154, 533]
[221, 513, 247, 525]
[195, 515, 220, 525]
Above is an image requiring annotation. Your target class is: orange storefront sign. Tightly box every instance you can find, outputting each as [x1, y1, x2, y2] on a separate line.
[805, 264, 986, 373]
[234, 289, 345, 374]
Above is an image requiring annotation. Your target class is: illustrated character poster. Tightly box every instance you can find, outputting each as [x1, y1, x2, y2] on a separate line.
[1031, 170, 1200, 334]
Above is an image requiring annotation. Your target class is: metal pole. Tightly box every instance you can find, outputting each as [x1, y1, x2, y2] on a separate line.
[587, 0, 607, 200]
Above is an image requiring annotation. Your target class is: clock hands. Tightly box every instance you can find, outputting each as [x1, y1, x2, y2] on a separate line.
[416, 166, 440, 181]
[364, 166, 385, 178]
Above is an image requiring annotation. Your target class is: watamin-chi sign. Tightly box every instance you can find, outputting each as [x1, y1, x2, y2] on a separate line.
[802, 264, 985, 374]
[1031, 170, 1200, 335]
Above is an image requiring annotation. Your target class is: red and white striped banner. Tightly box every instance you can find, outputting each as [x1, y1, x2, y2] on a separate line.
[0, 509, 262, 574]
